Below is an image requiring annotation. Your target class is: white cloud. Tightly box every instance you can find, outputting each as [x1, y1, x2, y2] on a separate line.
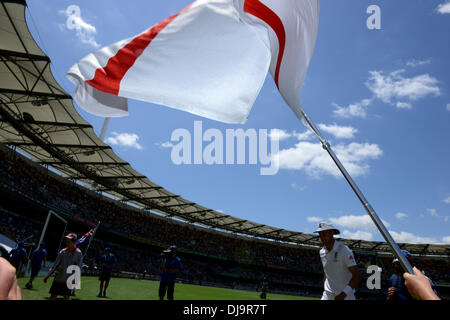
[437, 2, 450, 14]
[395, 212, 408, 220]
[442, 236, 450, 244]
[426, 208, 449, 223]
[275, 141, 382, 178]
[406, 58, 432, 67]
[329, 215, 390, 231]
[427, 208, 438, 217]
[332, 99, 371, 119]
[366, 70, 440, 105]
[318, 123, 358, 139]
[443, 196, 450, 204]
[293, 130, 313, 141]
[446, 104, 450, 112]
[157, 141, 174, 149]
[269, 129, 291, 141]
[290, 183, 306, 191]
[389, 230, 439, 244]
[341, 230, 374, 241]
[106, 132, 143, 150]
[307, 216, 323, 223]
[396, 102, 412, 109]
[60, 5, 100, 48]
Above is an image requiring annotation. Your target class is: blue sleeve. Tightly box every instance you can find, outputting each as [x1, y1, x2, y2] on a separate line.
[176, 259, 182, 270]
[388, 274, 396, 287]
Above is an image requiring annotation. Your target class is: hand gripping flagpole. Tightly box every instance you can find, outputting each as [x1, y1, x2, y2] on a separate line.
[292, 107, 414, 275]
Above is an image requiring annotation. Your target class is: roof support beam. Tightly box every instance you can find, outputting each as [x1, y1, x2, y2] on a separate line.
[281, 232, 303, 240]
[123, 195, 179, 202]
[301, 235, 320, 244]
[17, 120, 92, 128]
[258, 228, 284, 237]
[0, 89, 71, 100]
[370, 242, 384, 251]
[163, 202, 196, 208]
[217, 220, 247, 228]
[40, 161, 129, 166]
[0, 49, 50, 62]
[194, 215, 229, 223]
[184, 209, 213, 215]
[99, 186, 162, 192]
[349, 240, 362, 249]
[6, 141, 110, 149]
[239, 225, 265, 232]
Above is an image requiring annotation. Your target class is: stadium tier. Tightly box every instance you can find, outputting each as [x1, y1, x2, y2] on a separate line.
[1, 145, 450, 299]
[0, 0, 449, 301]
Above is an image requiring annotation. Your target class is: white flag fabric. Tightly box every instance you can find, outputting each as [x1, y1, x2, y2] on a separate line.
[67, 0, 319, 123]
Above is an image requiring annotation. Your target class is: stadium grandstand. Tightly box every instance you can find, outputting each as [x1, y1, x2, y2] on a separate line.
[0, 0, 449, 300]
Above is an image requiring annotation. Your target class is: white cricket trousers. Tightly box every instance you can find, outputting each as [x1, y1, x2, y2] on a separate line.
[321, 290, 356, 300]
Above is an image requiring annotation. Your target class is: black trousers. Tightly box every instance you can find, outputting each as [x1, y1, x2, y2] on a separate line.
[159, 281, 175, 300]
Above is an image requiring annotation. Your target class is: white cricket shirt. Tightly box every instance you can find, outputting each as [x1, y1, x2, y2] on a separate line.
[320, 240, 357, 295]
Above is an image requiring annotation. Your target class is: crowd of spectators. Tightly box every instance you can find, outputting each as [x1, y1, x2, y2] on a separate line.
[0, 148, 325, 273]
[1, 146, 449, 298]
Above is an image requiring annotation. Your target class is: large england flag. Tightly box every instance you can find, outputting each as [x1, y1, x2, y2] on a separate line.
[67, 0, 319, 123]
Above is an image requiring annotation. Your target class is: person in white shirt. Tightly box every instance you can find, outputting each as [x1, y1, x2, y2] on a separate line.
[315, 222, 360, 300]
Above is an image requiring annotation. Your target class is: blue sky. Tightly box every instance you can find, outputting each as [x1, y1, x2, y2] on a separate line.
[25, 0, 450, 244]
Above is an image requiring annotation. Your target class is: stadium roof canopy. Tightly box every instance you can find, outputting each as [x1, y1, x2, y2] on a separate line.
[0, 0, 449, 257]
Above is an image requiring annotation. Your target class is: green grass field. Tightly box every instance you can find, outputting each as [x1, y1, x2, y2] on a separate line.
[17, 276, 316, 300]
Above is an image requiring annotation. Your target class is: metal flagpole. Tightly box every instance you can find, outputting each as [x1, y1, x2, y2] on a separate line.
[82, 221, 101, 260]
[99, 117, 111, 141]
[292, 107, 414, 274]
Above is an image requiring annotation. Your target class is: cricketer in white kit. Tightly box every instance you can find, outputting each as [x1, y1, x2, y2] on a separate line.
[315, 223, 361, 300]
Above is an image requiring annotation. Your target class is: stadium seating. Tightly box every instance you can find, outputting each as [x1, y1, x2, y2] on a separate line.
[1, 146, 449, 299]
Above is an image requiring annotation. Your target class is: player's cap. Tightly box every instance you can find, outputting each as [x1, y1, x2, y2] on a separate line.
[314, 222, 340, 235]
[170, 245, 177, 250]
[105, 247, 111, 251]
[392, 250, 412, 263]
[18, 241, 25, 246]
[65, 233, 77, 240]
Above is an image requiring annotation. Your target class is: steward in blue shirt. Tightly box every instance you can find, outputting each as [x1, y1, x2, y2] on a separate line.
[387, 250, 438, 301]
[97, 247, 116, 298]
[25, 242, 47, 289]
[9, 241, 27, 274]
[387, 250, 414, 301]
[159, 245, 182, 300]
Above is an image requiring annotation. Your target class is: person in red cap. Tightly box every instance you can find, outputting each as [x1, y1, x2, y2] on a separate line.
[43, 233, 83, 300]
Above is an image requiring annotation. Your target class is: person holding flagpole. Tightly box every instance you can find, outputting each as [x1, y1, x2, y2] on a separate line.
[315, 223, 360, 300]
[43, 233, 82, 300]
